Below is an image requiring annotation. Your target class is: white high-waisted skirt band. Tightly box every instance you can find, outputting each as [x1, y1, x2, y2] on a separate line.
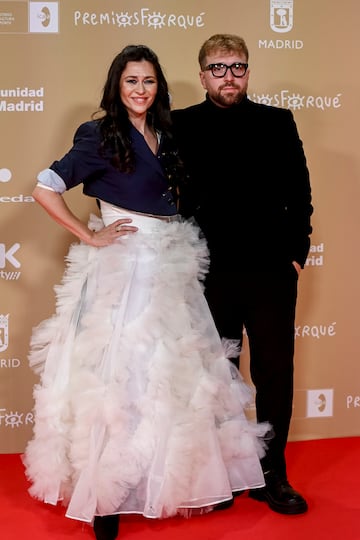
[23, 200, 269, 523]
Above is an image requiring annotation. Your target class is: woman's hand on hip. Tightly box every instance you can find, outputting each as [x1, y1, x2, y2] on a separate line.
[89, 218, 138, 246]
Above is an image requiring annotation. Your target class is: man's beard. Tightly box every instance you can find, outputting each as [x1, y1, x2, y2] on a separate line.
[209, 84, 247, 107]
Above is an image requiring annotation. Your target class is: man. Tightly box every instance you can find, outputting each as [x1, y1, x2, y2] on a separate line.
[171, 34, 313, 515]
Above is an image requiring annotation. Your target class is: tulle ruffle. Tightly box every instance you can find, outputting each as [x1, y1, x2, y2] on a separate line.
[23, 209, 268, 522]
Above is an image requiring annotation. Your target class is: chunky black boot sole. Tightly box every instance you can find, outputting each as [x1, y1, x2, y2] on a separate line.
[249, 487, 308, 515]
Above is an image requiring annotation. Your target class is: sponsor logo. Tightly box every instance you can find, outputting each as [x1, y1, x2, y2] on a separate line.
[0, 315, 22, 366]
[0, 313, 21, 369]
[29, 2, 59, 33]
[0, 1, 58, 34]
[0, 314, 9, 353]
[0, 244, 22, 280]
[73, 8, 206, 30]
[0, 2, 27, 34]
[250, 91, 342, 111]
[0, 168, 11, 183]
[270, 0, 293, 33]
[260, 1, 300, 48]
[0, 86, 45, 113]
[306, 389, 334, 417]
[258, 39, 303, 49]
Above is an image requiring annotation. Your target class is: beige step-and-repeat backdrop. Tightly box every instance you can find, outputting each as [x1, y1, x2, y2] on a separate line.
[1, 0, 359, 453]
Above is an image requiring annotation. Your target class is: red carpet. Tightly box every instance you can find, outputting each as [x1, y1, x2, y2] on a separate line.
[1, 437, 359, 540]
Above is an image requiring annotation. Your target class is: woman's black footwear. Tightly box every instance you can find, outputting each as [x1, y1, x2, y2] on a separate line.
[93, 514, 120, 540]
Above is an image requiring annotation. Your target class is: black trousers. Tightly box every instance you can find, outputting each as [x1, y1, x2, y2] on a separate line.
[204, 265, 298, 479]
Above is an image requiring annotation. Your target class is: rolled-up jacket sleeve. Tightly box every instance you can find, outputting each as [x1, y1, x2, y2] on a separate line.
[37, 168, 67, 193]
[40, 122, 106, 192]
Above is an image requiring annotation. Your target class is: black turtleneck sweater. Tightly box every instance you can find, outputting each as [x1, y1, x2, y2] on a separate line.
[171, 95, 313, 271]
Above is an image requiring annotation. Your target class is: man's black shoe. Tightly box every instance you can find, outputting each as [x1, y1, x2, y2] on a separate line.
[249, 473, 308, 515]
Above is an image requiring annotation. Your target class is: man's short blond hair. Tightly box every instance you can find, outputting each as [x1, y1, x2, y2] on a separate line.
[198, 34, 249, 70]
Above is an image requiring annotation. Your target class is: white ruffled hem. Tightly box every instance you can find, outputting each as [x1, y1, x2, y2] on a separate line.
[23, 212, 269, 522]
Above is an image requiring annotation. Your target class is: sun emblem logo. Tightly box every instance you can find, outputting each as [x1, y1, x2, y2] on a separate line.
[5, 411, 23, 428]
[147, 12, 166, 29]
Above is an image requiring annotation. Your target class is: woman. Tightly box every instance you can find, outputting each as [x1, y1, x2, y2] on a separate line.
[23, 45, 269, 540]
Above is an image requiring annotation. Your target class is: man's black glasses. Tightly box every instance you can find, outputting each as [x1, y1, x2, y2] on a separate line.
[204, 62, 248, 78]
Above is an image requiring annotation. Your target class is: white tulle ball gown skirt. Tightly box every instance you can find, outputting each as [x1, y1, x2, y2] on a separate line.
[23, 200, 269, 523]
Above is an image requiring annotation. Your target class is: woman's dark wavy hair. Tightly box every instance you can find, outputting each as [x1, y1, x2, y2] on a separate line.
[92, 45, 173, 173]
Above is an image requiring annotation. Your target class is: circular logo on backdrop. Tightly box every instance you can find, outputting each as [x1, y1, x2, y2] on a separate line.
[0, 169, 12, 182]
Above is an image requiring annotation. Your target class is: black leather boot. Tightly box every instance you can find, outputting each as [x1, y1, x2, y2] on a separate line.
[249, 471, 308, 514]
[93, 515, 120, 540]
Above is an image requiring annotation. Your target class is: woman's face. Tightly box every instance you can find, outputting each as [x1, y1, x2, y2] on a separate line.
[120, 60, 158, 119]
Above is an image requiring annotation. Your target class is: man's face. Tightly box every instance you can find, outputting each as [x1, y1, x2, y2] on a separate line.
[199, 52, 250, 108]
